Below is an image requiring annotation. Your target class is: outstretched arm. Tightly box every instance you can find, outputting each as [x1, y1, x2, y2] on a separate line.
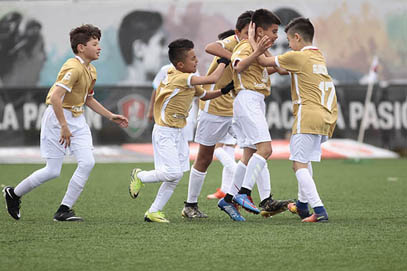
[205, 41, 232, 59]
[190, 60, 228, 85]
[86, 96, 128, 128]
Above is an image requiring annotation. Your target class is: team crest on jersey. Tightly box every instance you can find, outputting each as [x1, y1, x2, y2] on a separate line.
[117, 94, 148, 139]
[63, 72, 72, 81]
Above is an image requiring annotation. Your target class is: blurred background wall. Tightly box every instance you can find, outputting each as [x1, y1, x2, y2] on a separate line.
[0, 0, 406, 154]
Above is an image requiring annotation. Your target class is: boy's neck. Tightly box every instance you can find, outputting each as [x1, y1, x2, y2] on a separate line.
[298, 42, 313, 51]
[75, 54, 91, 66]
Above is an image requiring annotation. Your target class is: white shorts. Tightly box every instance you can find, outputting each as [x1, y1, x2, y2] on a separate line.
[289, 133, 328, 163]
[232, 90, 271, 149]
[218, 132, 236, 145]
[194, 110, 234, 146]
[152, 124, 190, 174]
[40, 106, 93, 158]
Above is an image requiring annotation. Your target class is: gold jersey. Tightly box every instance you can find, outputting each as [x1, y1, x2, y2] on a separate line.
[199, 35, 239, 117]
[46, 56, 96, 117]
[231, 39, 271, 97]
[276, 46, 338, 137]
[154, 67, 206, 128]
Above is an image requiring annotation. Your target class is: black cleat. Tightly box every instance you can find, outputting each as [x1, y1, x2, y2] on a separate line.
[3, 186, 21, 220]
[53, 209, 83, 222]
[259, 198, 294, 218]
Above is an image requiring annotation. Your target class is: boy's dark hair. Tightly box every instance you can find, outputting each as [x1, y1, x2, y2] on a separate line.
[236, 10, 254, 31]
[168, 39, 194, 66]
[285, 17, 314, 42]
[118, 10, 163, 65]
[218, 29, 235, 40]
[251, 9, 281, 29]
[70, 24, 101, 54]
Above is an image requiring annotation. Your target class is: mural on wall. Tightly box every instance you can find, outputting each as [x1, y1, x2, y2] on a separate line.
[0, 0, 405, 88]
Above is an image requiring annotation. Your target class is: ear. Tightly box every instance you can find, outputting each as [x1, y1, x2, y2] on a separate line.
[256, 27, 263, 37]
[132, 39, 147, 59]
[176, 61, 184, 70]
[77, 44, 85, 53]
[295, 33, 301, 42]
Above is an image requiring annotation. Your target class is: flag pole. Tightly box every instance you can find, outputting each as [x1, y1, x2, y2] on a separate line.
[357, 56, 379, 143]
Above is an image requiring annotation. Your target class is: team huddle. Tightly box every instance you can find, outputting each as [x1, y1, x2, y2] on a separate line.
[3, 8, 337, 223]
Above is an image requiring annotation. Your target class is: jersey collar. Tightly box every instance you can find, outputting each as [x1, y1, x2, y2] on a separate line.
[301, 46, 319, 51]
[75, 55, 85, 64]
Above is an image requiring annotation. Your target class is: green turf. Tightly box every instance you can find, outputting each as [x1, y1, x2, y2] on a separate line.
[0, 159, 406, 271]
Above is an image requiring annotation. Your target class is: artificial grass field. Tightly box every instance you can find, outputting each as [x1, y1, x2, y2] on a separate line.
[0, 159, 406, 271]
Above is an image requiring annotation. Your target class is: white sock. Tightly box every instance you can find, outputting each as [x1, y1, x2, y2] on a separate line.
[256, 166, 271, 201]
[295, 168, 323, 208]
[61, 149, 95, 208]
[14, 157, 63, 197]
[186, 167, 207, 203]
[214, 146, 237, 193]
[241, 153, 266, 191]
[149, 178, 181, 213]
[227, 161, 246, 195]
[308, 162, 313, 177]
[138, 170, 182, 183]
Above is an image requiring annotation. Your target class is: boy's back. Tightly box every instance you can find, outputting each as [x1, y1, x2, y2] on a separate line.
[277, 47, 337, 137]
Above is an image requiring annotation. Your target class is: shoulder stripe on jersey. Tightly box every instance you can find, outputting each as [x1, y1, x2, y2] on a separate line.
[55, 83, 72, 92]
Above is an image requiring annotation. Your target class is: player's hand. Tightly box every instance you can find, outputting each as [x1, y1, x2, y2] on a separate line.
[217, 57, 230, 66]
[111, 114, 129, 128]
[256, 36, 272, 55]
[221, 81, 234, 95]
[147, 112, 154, 122]
[59, 125, 72, 148]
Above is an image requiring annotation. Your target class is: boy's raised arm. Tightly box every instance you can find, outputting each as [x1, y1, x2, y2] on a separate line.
[205, 41, 232, 59]
[190, 59, 229, 85]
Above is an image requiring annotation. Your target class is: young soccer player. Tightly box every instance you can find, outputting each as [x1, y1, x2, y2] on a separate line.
[218, 9, 292, 221]
[249, 17, 338, 222]
[129, 38, 233, 223]
[3, 24, 128, 221]
[181, 12, 252, 219]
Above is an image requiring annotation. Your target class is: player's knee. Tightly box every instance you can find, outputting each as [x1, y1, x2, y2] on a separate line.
[46, 167, 61, 179]
[163, 171, 183, 182]
[79, 157, 95, 172]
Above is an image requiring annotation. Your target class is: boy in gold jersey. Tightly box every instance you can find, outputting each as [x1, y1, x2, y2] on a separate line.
[129, 39, 233, 223]
[3, 25, 128, 222]
[249, 17, 338, 222]
[219, 9, 293, 220]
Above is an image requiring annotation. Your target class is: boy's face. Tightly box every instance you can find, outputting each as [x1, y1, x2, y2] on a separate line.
[287, 32, 301, 51]
[82, 37, 101, 61]
[257, 24, 279, 45]
[236, 24, 249, 40]
[179, 49, 198, 73]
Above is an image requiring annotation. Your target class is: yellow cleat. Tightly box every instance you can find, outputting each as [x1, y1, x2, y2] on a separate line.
[144, 211, 170, 223]
[129, 168, 144, 199]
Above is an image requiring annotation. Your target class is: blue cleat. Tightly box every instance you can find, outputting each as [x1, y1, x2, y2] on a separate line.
[233, 194, 260, 214]
[218, 198, 245, 221]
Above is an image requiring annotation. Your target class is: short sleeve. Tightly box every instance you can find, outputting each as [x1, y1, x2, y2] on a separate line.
[276, 51, 303, 73]
[231, 42, 251, 68]
[220, 35, 236, 52]
[55, 66, 80, 92]
[194, 85, 206, 98]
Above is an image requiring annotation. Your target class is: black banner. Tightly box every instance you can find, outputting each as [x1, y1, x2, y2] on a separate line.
[0, 85, 406, 151]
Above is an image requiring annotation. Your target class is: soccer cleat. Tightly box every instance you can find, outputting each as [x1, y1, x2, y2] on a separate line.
[259, 198, 293, 218]
[218, 198, 245, 221]
[207, 188, 226, 199]
[181, 205, 208, 218]
[288, 201, 311, 219]
[3, 186, 21, 220]
[301, 212, 329, 223]
[129, 168, 144, 199]
[53, 209, 83, 222]
[144, 211, 170, 223]
[232, 194, 260, 214]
